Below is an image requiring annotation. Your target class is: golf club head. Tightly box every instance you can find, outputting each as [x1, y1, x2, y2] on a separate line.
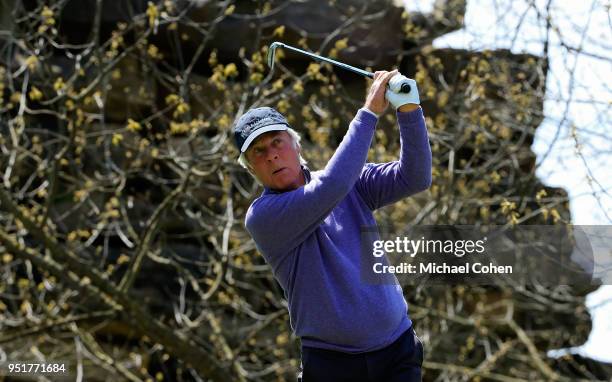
[267, 42, 284, 72]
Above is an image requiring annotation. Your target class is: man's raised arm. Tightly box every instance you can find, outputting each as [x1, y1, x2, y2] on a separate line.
[356, 97, 432, 210]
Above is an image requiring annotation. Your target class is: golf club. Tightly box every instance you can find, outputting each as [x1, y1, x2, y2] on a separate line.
[267, 41, 411, 93]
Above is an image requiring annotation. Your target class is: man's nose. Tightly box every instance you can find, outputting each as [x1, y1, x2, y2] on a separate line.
[266, 148, 279, 161]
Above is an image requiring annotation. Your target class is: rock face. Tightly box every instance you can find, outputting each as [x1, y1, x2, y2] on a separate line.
[0, 0, 607, 380]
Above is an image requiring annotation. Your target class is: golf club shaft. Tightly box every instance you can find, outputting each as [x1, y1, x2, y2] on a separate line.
[272, 42, 374, 79]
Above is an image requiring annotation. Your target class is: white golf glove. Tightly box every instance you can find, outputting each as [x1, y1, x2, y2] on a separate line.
[385, 74, 420, 109]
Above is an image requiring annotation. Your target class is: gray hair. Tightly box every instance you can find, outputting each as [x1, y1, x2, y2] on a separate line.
[238, 128, 307, 177]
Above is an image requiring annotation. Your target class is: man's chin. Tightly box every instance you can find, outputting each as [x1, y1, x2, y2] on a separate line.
[263, 170, 304, 191]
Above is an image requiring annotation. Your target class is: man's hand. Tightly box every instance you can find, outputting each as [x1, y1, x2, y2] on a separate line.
[363, 70, 398, 115]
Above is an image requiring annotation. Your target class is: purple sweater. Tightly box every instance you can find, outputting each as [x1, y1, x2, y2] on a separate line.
[245, 107, 432, 353]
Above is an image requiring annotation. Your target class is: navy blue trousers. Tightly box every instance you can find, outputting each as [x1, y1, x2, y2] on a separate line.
[299, 327, 423, 382]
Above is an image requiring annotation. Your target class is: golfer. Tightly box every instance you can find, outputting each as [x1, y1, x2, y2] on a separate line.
[234, 70, 432, 381]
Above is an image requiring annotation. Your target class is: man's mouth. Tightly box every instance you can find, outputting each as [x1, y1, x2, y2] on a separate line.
[273, 168, 286, 174]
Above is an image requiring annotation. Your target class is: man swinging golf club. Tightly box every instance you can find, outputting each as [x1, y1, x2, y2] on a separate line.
[234, 49, 432, 380]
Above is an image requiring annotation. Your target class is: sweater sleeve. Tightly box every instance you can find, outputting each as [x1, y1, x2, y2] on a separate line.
[355, 107, 432, 211]
[245, 109, 377, 262]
